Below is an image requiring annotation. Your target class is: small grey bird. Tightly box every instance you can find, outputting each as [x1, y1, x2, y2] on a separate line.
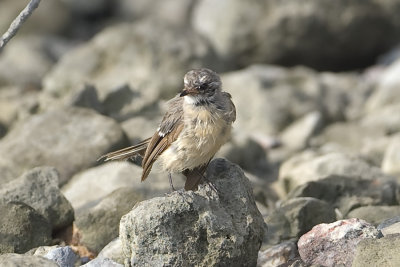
[99, 68, 236, 191]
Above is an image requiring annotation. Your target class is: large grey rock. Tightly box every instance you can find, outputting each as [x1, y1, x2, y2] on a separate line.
[347, 205, 400, 226]
[192, 0, 399, 70]
[288, 175, 398, 216]
[62, 161, 184, 213]
[120, 158, 264, 266]
[0, 167, 74, 230]
[352, 235, 400, 267]
[82, 257, 123, 267]
[75, 187, 144, 253]
[0, 107, 127, 185]
[42, 21, 220, 120]
[298, 218, 380, 267]
[0, 253, 58, 267]
[0, 202, 52, 254]
[279, 151, 390, 194]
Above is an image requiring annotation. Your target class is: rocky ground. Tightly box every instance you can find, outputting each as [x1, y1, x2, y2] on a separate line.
[1, 0, 400, 266]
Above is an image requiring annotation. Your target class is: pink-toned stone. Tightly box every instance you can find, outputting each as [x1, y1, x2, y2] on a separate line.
[298, 218, 380, 267]
[257, 240, 298, 267]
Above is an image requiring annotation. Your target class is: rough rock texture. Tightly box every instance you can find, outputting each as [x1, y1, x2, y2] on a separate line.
[192, 0, 400, 70]
[382, 134, 400, 178]
[0, 167, 74, 230]
[0, 202, 52, 254]
[347, 205, 400, 226]
[279, 152, 391, 193]
[352, 235, 400, 267]
[263, 197, 336, 247]
[257, 240, 298, 267]
[44, 246, 79, 267]
[82, 257, 124, 267]
[0, 253, 58, 267]
[298, 218, 380, 267]
[75, 187, 144, 253]
[120, 158, 265, 266]
[378, 216, 400, 236]
[62, 161, 183, 213]
[0, 107, 127, 185]
[287, 175, 398, 216]
[42, 21, 220, 120]
[98, 238, 124, 265]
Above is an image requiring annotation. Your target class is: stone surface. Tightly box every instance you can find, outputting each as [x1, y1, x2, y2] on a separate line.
[82, 257, 124, 267]
[279, 151, 390, 194]
[42, 21, 220, 120]
[382, 134, 400, 178]
[120, 158, 264, 266]
[298, 218, 380, 267]
[0, 107, 127, 185]
[62, 161, 184, 213]
[257, 240, 298, 267]
[352, 235, 400, 267]
[44, 246, 79, 267]
[280, 111, 323, 151]
[347, 205, 400, 226]
[0, 253, 58, 267]
[192, 0, 400, 70]
[361, 103, 400, 135]
[0, 167, 74, 230]
[98, 238, 124, 265]
[287, 175, 398, 216]
[378, 216, 400, 236]
[0, 202, 52, 254]
[75, 187, 144, 253]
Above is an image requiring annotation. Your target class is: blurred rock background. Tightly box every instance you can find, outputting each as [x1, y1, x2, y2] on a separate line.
[1, 0, 400, 266]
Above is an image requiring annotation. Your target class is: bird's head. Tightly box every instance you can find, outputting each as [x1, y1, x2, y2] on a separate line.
[180, 68, 222, 101]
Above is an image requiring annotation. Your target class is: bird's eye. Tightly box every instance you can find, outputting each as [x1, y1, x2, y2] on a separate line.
[199, 84, 207, 90]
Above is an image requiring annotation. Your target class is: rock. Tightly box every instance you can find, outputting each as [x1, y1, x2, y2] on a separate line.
[0, 107, 127, 185]
[62, 161, 184, 213]
[279, 151, 390, 194]
[279, 197, 336, 239]
[98, 238, 124, 265]
[361, 103, 400, 135]
[0, 253, 58, 267]
[0, 167, 74, 230]
[116, 0, 196, 27]
[192, 0, 399, 70]
[120, 158, 264, 266]
[82, 257, 123, 267]
[75, 187, 144, 253]
[0, 36, 56, 88]
[257, 240, 298, 267]
[378, 216, 400, 237]
[262, 210, 292, 249]
[222, 65, 354, 136]
[216, 133, 272, 178]
[44, 246, 79, 267]
[280, 111, 323, 151]
[66, 84, 105, 114]
[42, 21, 220, 120]
[121, 114, 162, 144]
[352, 235, 400, 267]
[0, 202, 52, 254]
[347, 205, 400, 226]
[298, 218, 380, 267]
[366, 58, 400, 112]
[287, 175, 398, 216]
[382, 134, 400, 178]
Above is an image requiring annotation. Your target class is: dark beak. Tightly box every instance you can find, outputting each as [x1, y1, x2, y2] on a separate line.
[180, 88, 198, 97]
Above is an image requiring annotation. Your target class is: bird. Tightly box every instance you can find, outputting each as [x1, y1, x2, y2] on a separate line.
[98, 68, 236, 191]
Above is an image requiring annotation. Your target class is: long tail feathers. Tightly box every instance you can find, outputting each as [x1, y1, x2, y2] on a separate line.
[97, 138, 150, 162]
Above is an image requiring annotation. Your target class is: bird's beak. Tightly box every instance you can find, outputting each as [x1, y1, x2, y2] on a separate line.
[180, 88, 198, 97]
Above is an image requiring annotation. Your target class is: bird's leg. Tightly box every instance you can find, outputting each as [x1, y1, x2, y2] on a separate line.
[195, 169, 219, 194]
[168, 173, 176, 192]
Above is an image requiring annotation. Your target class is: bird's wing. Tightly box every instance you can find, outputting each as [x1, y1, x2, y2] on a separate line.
[141, 96, 184, 181]
[223, 92, 236, 123]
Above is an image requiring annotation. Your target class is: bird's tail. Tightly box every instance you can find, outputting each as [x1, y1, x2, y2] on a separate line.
[97, 138, 151, 162]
